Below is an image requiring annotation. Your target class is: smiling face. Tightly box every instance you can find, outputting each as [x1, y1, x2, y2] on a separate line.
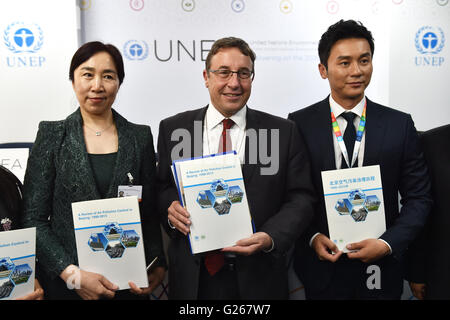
[319, 38, 373, 109]
[72, 51, 120, 117]
[203, 47, 253, 117]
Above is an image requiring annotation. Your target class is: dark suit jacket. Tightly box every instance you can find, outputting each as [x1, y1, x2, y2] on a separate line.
[405, 124, 450, 299]
[157, 106, 316, 299]
[288, 97, 432, 296]
[22, 108, 166, 280]
[0, 166, 23, 232]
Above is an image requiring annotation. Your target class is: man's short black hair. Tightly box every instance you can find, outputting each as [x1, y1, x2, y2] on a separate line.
[318, 19, 374, 69]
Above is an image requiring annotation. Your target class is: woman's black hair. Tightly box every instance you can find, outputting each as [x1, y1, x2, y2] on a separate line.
[0, 166, 23, 222]
[69, 41, 125, 85]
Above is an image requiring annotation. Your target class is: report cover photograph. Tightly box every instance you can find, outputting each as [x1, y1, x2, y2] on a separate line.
[321, 165, 386, 252]
[72, 197, 148, 289]
[0, 227, 36, 300]
[173, 152, 254, 254]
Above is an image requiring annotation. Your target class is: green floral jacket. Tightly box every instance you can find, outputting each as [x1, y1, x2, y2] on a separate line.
[22, 108, 166, 279]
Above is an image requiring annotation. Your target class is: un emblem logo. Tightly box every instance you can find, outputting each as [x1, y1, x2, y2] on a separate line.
[231, 0, 245, 13]
[415, 26, 445, 54]
[123, 40, 149, 61]
[3, 22, 44, 53]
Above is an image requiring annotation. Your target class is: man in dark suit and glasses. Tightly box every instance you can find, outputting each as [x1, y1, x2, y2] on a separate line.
[288, 20, 432, 299]
[157, 37, 316, 299]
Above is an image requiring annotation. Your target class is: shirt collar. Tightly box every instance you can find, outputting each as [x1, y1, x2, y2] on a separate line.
[329, 95, 365, 118]
[206, 102, 247, 131]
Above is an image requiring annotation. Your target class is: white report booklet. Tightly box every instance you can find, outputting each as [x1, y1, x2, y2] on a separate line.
[321, 165, 386, 253]
[173, 152, 254, 254]
[0, 227, 36, 300]
[72, 196, 148, 289]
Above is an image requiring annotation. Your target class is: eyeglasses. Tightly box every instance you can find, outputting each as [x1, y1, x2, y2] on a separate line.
[208, 68, 254, 80]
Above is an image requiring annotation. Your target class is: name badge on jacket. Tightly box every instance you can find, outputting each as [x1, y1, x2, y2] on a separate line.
[118, 185, 143, 202]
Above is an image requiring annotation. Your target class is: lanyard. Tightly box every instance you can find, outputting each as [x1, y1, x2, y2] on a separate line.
[331, 101, 367, 168]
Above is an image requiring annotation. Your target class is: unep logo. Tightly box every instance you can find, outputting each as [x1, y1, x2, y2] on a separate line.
[415, 26, 445, 55]
[123, 40, 149, 61]
[415, 26, 445, 67]
[4, 22, 44, 54]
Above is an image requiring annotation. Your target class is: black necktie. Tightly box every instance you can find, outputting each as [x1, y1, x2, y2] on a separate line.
[341, 112, 357, 169]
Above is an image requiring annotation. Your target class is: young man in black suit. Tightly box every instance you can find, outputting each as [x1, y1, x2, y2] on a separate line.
[157, 37, 316, 299]
[288, 20, 432, 299]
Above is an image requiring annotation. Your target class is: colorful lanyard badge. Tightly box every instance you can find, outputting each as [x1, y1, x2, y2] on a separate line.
[330, 101, 367, 168]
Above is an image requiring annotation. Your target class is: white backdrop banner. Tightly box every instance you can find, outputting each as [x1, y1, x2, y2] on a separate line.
[80, 0, 395, 145]
[0, 0, 79, 143]
[79, 0, 449, 144]
[2, 0, 448, 143]
[389, 0, 450, 130]
[0, 148, 29, 183]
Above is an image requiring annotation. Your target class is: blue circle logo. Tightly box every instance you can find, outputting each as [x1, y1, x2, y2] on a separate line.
[123, 40, 149, 61]
[415, 26, 445, 54]
[4, 22, 44, 53]
[231, 0, 245, 13]
[129, 43, 143, 57]
[14, 28, 34, 47]
[422, 32, 438, 50]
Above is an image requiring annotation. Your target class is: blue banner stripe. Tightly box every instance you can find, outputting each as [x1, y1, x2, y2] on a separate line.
[172, 151, 236, 164]
[184, 177, 243, 189]
[75, 221, 141, 231]
[11, 254, 35, 261]
[324, 187, 382, 197]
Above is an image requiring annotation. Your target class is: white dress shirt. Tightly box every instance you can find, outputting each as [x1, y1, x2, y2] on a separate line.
[202, 102, 247, 163]
[329, 95, 366, 169]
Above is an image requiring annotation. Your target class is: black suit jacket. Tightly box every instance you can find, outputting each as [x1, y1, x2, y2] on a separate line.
[157, 106, 316, 299]
[405, 124, 450, 299]
[288, 97, 432, 295]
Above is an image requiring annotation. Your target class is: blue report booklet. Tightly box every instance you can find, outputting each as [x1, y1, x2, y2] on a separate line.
[0, 227, 36, 300]
[72, 196, 148, 289]
[321, 165, 386, 252]
[172, 152, 254, 254]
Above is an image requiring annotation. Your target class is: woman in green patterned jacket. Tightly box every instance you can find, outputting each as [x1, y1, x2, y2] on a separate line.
[22, 41, 166, 300]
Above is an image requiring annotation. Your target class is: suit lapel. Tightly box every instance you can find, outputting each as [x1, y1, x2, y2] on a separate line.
[168, 107, 206, 164]
[66, 109, 101, 199]
[106, 110, 136, 198]
[242, 107, 259, 183]
[315, 98, 336, 171]
[363, 99, 385, 166]
[191, 106, 207, 159]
